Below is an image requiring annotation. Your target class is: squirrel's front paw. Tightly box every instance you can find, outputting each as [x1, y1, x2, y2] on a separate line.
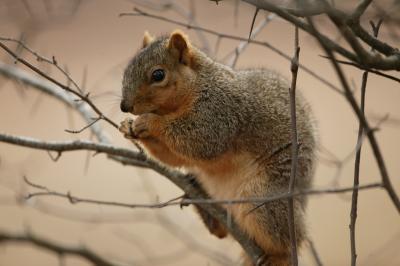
[119, 114, 158, 140]
[132, 114, 152, 139]
[119, 118, 136, 139]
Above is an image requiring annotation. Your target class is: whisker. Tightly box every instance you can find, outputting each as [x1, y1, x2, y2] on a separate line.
[90, 92, 122, 102]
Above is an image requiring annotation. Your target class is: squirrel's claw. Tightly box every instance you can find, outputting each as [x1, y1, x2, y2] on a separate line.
[119, 118, 137, 139]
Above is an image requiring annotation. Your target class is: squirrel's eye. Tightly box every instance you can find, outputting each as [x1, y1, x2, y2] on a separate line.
[151, 69, 165, 82]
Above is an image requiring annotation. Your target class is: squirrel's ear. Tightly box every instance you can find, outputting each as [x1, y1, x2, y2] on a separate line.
[168, 30, 191, 65]
[142, 31, 154, 48]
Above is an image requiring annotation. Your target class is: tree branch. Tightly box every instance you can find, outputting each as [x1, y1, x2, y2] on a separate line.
[18, 166, 384, 208]
[350, 0, 373, 21]
[24, 176, 186, 209]
[349, 66, 367, 266]
[0, 61, 111, 143]
[287, 24, 300, 266]
[0, 133, 147, 164]
[242, 0, 358, 60]
[0, 41, 118, 128]
[304, 12, 400, 213]
[349, 19, 382, 266]
[318, 55, 400, 84]
[243, 0, 400, 70]
[0, 37, 84, 94]
[0, 231, 122, 266]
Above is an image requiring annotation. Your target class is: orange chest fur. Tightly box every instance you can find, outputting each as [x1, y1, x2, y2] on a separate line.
[187, 152, 261, 201]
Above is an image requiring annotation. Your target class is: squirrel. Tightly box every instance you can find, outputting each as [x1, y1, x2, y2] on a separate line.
[119, 30, 316, 266]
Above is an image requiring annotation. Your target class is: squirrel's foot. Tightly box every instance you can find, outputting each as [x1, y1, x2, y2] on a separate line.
[205, 214, 229, 239]
[194, 204, 228, 239]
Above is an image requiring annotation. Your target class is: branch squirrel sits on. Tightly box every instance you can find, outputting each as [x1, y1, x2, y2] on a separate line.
[119, 30, 316, 266]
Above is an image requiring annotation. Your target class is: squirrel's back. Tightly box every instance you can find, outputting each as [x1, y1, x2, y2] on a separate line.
[187, 63, 316, 186]
[235, 68, 316, 190]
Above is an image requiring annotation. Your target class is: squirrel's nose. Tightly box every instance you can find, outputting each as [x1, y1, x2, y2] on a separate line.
[120, 100, 133, 113]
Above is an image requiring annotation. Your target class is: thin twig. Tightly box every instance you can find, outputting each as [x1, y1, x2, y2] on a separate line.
[350, 0, 373, 21]
[20, 172, 384, 208]
[349, 67, 367, 266]
[248, 7, 260, 40]
[0, 37, 84, 94]
[307, 238, 323, 266]
[318, 55, 400, 84]
[227, 10, 277, 68]
[24, 175, 186, 209]
[0, 42, 118, 129]
[287, 25, 300, 266]
[47, 150, 62, 162]
[349, 18, 382, 266]
[65, 116, 103, 134]
[0, 133, 145, 164]
[0, 231, 121, 266]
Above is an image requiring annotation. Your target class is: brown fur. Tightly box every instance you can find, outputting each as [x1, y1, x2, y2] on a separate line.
[119, 31, 316, 265]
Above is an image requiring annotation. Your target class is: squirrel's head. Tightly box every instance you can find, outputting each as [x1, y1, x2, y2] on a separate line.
[120, 30, 198, 115]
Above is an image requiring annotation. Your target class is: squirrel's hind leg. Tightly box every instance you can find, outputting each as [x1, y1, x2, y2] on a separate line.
[194, 205, 228, 239]
[235, 171, 305, 266]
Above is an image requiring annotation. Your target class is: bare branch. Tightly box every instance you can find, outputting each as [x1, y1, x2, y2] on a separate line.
[307, 238, 323, 266]
[0, 41, 118, 128]
[248, 7, 260, 40]
[19, 170, 385, 208]
[349, 67, 367, 266]
[243, 0, 400, 70]
[304, 13, 400, 213]
[0, 61, 110, 143]
[47, 150, 62, 162]
[227, 11, 277, 67]
[0, 37, 84, 94]
[0, 133, 143, 161]
[350, 0, 373, 21]
[350, 18, 382, 266]
[287, 24, 300, 266]
[24, 176, 185, 209]
[65, 116, 102, 134]
[0, 231, 122, 266]
[318, 55, 400, 84]
[242, 0, 357, 60]
[0, 124, 387, 264]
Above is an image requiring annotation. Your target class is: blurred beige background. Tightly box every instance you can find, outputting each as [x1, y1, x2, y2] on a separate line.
[0, 0, 399, 265]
